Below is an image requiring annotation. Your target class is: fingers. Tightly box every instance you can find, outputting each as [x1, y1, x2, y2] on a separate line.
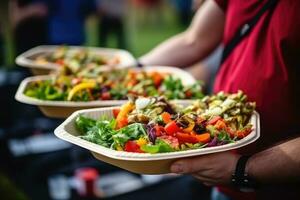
[192, 173, 217, 186]
[170, 156, 210, 174]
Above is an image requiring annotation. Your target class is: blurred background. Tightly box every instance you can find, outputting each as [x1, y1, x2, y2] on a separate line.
[0, 0, 216, 199]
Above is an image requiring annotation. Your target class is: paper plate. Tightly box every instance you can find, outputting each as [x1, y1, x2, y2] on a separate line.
[15, 45, 136, 75]
[54, 107, 260, 174]
[15, 66, 196, 118]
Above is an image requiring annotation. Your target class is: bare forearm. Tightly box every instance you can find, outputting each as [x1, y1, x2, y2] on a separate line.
[139, 0, 224, 67]
[247, 137, 300, 183]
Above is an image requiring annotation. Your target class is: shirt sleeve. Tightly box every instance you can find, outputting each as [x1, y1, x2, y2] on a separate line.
[214, 0, 228, 11]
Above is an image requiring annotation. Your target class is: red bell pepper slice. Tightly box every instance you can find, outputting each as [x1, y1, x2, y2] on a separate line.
[116, 117, 128, 129]
[175, 132, 199, 144]
[194, 133, 211, 143]
[236, 127, 252, 139]
[161, 112, 172, 124]
[214, 120, 227, 130]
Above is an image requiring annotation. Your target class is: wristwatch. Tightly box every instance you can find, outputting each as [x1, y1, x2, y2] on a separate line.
[231, 155, 258, 192]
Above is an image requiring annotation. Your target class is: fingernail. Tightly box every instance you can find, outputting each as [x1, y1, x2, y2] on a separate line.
[171, 163, 184, 173]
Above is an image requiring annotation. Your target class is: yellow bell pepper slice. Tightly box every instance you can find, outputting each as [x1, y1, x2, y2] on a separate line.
[116, 144, 123, 151]
[67, 82, 96, 101]
[136, 138, 148, 147]
[116, 101, 135, 129]
[182, 121, 195, 133]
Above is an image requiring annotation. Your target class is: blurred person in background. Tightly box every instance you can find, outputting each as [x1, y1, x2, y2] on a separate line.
[10, 0, 97, 55]
[10, 0, 48, 55]
[170, 0, 193, 26]
[132, 0, 162, 11]
[131, 0, 163, 27]
[139, 0, 300, 199]
[46, 0, 96, 45]
[97, 0, 128, 49]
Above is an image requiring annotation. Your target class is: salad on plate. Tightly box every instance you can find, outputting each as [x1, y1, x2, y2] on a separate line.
[24, 69, 204, 101]
[75, 91, 255, 154]
[34, 46, 120, 74]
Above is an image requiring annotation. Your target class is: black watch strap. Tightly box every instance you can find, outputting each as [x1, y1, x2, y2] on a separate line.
[235, 155, 251, 179]
[232, 155, 257, 191]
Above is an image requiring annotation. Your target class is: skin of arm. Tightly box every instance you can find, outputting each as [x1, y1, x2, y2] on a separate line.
[139, 0, 225, 67]
[170, 137, 300, 186]
[9, 0, 48, 29]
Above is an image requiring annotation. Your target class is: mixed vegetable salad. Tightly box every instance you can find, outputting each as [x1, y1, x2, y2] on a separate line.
[24, 69, 204, 101]
[75, 91, 255, 153]
[34, 46, 120, 75]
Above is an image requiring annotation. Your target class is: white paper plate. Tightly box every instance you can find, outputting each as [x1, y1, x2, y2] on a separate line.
[16, 45, 136, 75]
[15, 66, 197, 118]
[54, 107, 260, 174]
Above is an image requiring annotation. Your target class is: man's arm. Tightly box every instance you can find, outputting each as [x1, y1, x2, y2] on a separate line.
[247, 137, 300, 183]
[139, 0, 225, 67]
[170, 137, 300, 186]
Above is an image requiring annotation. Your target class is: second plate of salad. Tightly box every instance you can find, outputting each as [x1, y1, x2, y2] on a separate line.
[15, 66, 203, 118]
[16, 45, 136, 75]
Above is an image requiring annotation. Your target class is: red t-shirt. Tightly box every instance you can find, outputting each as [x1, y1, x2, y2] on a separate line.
[213, 0, 300, 199]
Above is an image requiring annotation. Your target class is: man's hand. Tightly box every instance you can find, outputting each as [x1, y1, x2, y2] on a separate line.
[170, 152, 240, 186]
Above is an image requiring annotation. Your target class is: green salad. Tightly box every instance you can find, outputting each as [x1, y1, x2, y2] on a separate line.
[24, 69, 204, 101]
[75, 91, 255, 153]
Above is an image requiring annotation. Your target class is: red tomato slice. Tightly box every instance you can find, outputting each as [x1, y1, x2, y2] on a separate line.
[165, 121, 181, 135]
[154, 125, 165, 136]
[158, 135, 179, 149]
[124, 141, 144, 153]
[112, 108, 120, 118]
[207, 116, 222, 125]
[185, 90, 193, 98]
